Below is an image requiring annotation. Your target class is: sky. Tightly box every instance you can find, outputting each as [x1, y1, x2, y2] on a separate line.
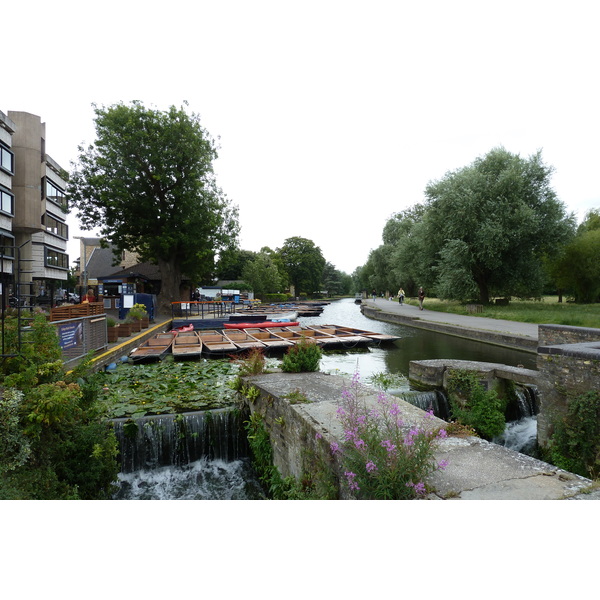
[3, 0, 599, 275]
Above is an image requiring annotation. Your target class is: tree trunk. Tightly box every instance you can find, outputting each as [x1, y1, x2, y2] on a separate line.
[157, 257, 183, 315]
[475, 277, 490, 305]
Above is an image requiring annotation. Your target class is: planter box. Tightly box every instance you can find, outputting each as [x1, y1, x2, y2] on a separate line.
[107, 326, 120, 343]
[118, 323, 132, 337]
[141, 317, 150, 329]
[130, 320, 142, 332]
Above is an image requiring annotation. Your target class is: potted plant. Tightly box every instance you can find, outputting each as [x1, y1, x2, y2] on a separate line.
[106, 317, 120, 342]
[128, 304, 148, 331]
[131, 303, 150, 328]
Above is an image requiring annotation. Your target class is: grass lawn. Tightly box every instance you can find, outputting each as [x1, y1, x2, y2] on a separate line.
[405, 296, 600, 328]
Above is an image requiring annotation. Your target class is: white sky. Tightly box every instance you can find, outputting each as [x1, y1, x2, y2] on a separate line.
[3, 0, 599, 274]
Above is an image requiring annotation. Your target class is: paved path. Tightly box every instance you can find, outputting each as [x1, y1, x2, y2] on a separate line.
[362, 298, 538, 350]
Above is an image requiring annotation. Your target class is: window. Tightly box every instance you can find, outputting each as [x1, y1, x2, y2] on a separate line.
[45, 248, 69, 269]
[0, 187, 14, 215]
[45, 178, 66, 209]
[0, 144, 13, 174]
[42, 213, 68, 239]
[0, 231, 15, 259]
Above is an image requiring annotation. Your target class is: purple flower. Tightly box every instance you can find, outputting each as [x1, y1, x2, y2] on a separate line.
[330, 442, 340, 455]
[366, 461, 378, 473]
[437, 429, 448, 439]
[345, 471, 360, 492]
[381, 439, 397, 454]
[406, 481, 426, 495]
[315, 432, 322, 440]
[354, 438, 367, 450]
[438, 459, 449, 471]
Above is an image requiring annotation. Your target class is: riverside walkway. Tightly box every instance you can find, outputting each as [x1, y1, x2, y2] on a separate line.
[361, 298, 538, 352]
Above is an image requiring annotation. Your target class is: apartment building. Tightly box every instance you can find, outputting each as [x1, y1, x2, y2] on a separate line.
[0, 110, 16, 299]
[2, 110, 69, 306]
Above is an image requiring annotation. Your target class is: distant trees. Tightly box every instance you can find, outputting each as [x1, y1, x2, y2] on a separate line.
[278, 237, 326, 295]
[362, 147, 580, 303]
[214, 240, 351, 298]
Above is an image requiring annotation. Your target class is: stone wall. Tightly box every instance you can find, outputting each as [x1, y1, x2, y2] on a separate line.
[536, 324, 600, 447]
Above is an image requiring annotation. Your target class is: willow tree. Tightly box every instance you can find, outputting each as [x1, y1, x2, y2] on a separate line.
[68, 101, 239, 311]
[421, 147, 575, 304]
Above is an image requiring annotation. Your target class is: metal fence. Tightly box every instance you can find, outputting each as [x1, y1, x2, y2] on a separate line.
[171, 301, 237, 320]
[52, 313, 108, 366]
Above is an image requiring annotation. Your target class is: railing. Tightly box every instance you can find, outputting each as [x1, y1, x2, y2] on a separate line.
[50, 302, 104, 321]
[171, 301, 237, 320]
[52, 313, 108, 365]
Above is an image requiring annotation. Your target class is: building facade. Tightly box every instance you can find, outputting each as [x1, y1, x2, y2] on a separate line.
[0, 110, 16, 300]
[1, 110, 69, 307]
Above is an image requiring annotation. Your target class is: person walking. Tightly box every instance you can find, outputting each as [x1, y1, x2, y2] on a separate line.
[418, 287, 425, 310]
[397, 287, 405, 305]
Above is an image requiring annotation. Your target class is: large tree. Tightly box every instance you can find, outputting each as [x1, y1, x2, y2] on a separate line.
[278, 237, 325, 295]
[421, 147, 575, 303]
[68, 101, 239, 312]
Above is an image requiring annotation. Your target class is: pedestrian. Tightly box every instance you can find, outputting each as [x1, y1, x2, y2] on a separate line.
[418, 287, 425, 310]
[397, 287, 405, 305]
[372, 289, 376, 300]
[83, 288, 96, 303]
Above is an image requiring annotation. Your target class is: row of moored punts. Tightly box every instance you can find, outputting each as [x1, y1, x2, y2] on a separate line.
[129, 325, 399, 363]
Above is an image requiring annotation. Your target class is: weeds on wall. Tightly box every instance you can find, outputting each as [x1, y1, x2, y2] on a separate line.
[281, 338, 322, 373]
[446, 369, 507, 440]
[549, 390, 600, 479]
[333, 372, 448, 499]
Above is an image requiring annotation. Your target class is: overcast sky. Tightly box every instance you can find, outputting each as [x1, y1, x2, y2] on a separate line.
[3, 0, 599, 274]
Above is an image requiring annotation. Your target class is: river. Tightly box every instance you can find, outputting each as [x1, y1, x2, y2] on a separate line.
[113, 297, 538, 499]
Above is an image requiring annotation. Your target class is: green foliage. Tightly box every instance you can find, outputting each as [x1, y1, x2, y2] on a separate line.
[549, 229, 600, 303]
[0, 389, 32, 474]
[242, 251, 284, 295]
[0, 317, 119, 499]
[281, 338, 322, 372]
[244, 412, 293, 499]
[447, 369, 507, 440]
[549, 391, 600, 479]
[278, 236, 326, 294]
[68, 101, 239, 308]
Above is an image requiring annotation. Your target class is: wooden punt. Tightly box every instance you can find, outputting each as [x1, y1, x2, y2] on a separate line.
[222, 329, 267, 351]
[129, 333, 174, 363]
[172, 331, 203, 359]
[197, 331, 239, 357]
[306, 325, 373, 346]
[284, 326, 340, 347]
[320, 325, 400, 343]
[243, 329, 293, 351]
[266, 327, 324, 346]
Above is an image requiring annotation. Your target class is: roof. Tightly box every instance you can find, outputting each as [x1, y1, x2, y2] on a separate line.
[98, 261, 162, 281]
[86, 246, 123, 279]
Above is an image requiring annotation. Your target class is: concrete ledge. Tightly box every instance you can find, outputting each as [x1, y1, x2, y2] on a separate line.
[361, 305, 538, 352]
[243, 371, 597, 499]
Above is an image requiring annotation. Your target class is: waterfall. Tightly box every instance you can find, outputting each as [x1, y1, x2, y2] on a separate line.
[397, 390, 451, 421]
[494, 385, 540, 455]
[111, 408, 251, 474]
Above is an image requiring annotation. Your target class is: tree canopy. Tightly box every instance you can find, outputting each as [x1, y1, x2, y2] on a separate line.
[68, 101, 239, 311]
[278, 237, 326, 295]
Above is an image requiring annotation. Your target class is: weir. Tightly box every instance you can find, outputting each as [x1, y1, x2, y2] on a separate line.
[112, 408, 250, 473]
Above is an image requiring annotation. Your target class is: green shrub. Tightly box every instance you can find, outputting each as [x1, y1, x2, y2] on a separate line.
[549, 390, 600, 479]
[447, 370, 507, 440]
[281, 338, 322, 372]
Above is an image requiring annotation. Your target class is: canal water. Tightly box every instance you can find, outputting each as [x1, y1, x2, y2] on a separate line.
[114, 298, 538, 499]
[302, 297, 536, 380]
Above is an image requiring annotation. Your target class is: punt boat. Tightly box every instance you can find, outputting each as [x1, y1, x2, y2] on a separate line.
[318, 325, 400, 343]
[306, 325, 374, 346]
[222, 329, 267, 351]
[196, 331, 239, 357]
[172, 331, 203, 359]
[284, 326, 340, 346]
[129, 333, 174, 363]
[243, 329, 293, 351]
[266, 327, 319, 345]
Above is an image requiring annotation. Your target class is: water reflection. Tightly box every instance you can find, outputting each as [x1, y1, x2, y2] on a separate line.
[301, 298, 537, 379]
